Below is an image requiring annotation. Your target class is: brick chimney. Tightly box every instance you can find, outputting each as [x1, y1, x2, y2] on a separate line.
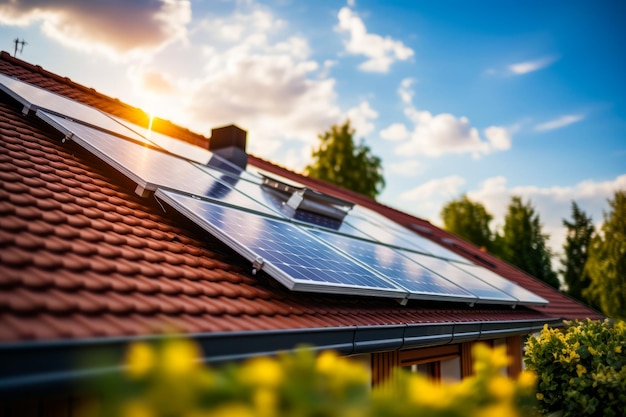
[208, 124, 248, 170]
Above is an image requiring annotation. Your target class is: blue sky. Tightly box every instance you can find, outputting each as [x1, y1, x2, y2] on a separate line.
[1, 0, 624, 259]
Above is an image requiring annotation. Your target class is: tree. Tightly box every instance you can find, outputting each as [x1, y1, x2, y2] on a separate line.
[440, 194, 494, 251]
[305, 120, 385, 199]
[583, 190, 626, 320]
[560, 201, 595, 303]
[500, 196, 560, 289]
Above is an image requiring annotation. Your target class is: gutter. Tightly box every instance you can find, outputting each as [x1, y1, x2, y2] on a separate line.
[0, 318, 560, 397]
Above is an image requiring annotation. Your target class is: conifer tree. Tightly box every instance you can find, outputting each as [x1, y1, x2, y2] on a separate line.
[560, 201, 594, 303]
[500, 196, 560, 289]
[584, 190, 626, 320]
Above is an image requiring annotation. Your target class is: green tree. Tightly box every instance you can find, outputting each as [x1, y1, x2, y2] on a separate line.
[560, 201, 595, 303]
[440, 194, 494, 251]
[305, 120, 385, 199]
[584, 190, 626, 320]
[500, 196, 560, 289]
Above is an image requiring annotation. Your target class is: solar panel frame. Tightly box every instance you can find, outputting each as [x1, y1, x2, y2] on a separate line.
[402, 252, 520, 305]
[0, 73, 149, 143]
[36, 110, 279, 217]
[307, 228, 478, 303]
[155, 189, 409, 299]
[453, 262, 549, 306]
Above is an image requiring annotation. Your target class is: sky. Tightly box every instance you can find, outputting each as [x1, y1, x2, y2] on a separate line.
[1, 0, 625, 263]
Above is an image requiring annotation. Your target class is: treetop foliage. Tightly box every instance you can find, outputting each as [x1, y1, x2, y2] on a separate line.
[584, 190, 626, 320]
[560, 201, 595, 304]
[499, 196, 560, 289]
[440, 194, 494, 251]
[305, 120, 385, 199]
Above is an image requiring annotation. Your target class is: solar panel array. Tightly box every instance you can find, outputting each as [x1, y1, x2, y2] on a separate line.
[0, 74, 549, 307]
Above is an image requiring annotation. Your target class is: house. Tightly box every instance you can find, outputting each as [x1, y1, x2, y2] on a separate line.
[0, 51, 601, 415]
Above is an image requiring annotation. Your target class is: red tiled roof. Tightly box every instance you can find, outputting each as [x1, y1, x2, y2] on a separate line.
[0, 51, 601, 344]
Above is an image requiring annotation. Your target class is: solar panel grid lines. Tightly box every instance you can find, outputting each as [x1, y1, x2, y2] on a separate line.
[452, 262, 549, 306]
[402, 252, 519, 305]
[344, 210, 472, 264]
[35, 110, 279, 217]
[155, 189, 409, 298]
[0, 73, 150, 143]
[307, 228, 478, 304]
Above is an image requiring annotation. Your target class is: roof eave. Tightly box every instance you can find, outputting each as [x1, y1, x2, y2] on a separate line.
[0, 318, 561, 397]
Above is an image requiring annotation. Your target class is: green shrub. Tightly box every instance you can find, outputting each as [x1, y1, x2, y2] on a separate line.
[93, 339, 538, 417]
[524, 319, 626, 416]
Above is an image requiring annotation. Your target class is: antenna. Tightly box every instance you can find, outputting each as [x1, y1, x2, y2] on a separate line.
[13, 38, 27, 57]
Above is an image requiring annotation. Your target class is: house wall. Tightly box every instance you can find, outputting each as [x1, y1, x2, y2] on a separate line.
[371, 335, 525, 388]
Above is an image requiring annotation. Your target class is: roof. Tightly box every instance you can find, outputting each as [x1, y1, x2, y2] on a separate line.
[0, 51, 601, 390]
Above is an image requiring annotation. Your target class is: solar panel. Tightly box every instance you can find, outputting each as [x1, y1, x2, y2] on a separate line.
[453, 262, 549, 306]
[36, 110, 277, 216]
[307, 228, 477, 303]
[344, 213, 471, 263]
[0, 73, 148, 143]
[155, 189, 408, 299]
[402, 253, 519, 304]
[4, 74, 549, 307]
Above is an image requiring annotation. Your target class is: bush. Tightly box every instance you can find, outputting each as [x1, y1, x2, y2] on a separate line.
[524, 319, 626, 416]
[94, 339, 538, 417]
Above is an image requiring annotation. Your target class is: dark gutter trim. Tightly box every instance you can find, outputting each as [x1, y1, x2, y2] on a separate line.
[0, 318, 561, 396]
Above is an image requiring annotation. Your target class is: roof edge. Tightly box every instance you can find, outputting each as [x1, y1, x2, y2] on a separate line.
[0, 318, 561, 397]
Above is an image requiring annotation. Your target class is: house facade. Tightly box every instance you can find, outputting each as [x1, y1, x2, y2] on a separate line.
[0, 51, 601, 415]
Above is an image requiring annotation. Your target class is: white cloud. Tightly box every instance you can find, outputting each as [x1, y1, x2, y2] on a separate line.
[383, 79, 514, 158]
[400, 175, 465, 202]
[335, 6, 414, 73]
[468, 174, 626, 256]
[380, 123, 409, 141]
[484, 126, 512, 151]
[398, 77, 415, 104]
[398, 175, 466, 220]
[387, 160, 423, 176]
[534, 114, 585, 132]
[346, 101, 378, 137]
[0, 0, 191, 57]
[122, 3, 342, 166]
[508, 56, 556, 75]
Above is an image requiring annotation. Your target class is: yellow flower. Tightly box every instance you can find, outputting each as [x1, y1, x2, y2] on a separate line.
[536, 392, 544, 401]
[479, 403, 519, 417]
[615, 346, 622, 354]
[120, 400, 155, 417]
[406, 374, 449, 408]
[316, 350, 340, 374]
[254, 387, 277, 417]
[576, 364, 587, 378]
[125, 342, 155, 378]
[517, 370, 537, 390]
[588, 346, 598, 356]
[205, 404, 256, 417]
[161, 338, 201, 376]
[241, 357, 283, 387]
[489, 375, 514, 399]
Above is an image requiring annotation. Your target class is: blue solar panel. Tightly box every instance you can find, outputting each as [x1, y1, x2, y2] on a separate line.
[403, 253, 519, 304]
[155, 189, 408, 298]
[344, 213, 471, 263]
[3, 74, 549, 306]
[36, 111, 277, 216]
[453, 262, 549, 306]
[0, 73, 148, 143]
[307, 229, 477, 303]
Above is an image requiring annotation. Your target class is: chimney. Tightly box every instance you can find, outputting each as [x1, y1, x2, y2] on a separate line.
[208, 124, 248, 171]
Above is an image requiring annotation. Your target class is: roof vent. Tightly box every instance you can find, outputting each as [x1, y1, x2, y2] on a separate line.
[208, 124, 248, 171]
